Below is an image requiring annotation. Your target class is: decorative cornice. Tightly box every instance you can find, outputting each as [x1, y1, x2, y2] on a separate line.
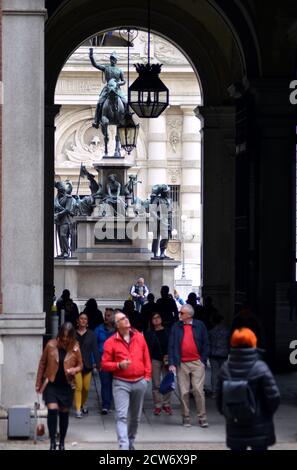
[181, 160, 201, 169]
[146, 160, 168, 168]
[180, 185, 201, 194]
[181, 134, 201, 142]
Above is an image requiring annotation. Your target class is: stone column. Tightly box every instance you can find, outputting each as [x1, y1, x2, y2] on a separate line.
[196, 106, 236, 321]
[251, 79, 296, 365]
[0, 0, 46, 407]
[147, 115, 167, 189]
[180, 107, 201, 287]
[44, 104, 61, 334]
[0, 0, 2, 315]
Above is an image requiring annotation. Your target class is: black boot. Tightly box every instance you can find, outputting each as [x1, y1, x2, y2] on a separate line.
[58, 411, 69, 451]
[49, 440, 57, 450]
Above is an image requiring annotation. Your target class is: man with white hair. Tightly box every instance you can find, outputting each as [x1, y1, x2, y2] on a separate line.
[168, 304, 209, 427]
[130, 277, 149, 312]
[101, 311, 151, 450]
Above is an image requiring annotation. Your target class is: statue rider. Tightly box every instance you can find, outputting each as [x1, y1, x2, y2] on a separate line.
[89, 48, 127, 129]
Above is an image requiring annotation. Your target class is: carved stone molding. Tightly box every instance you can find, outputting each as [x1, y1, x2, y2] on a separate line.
[181, 160, 201, 169]
[167, 117, 182, 154]
[154, 36, 187, 65]
[167, 240, 181, 261]
[169, 131, 180, 153]
[182, 133, 201, 142]
[168, 168, 181, 185]
[180, 185, 201, 194]
[146, 161, 168, 169]
[56, 77, 99, 95]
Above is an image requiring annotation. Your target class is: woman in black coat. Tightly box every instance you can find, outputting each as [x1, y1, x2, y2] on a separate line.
[216, 327, 280, 451]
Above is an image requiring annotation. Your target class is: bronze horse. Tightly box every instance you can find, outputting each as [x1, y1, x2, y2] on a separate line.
[100, 78, 126, 157]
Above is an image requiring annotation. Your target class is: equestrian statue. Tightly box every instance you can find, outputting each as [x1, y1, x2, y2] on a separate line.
[89, 48, 126, 157]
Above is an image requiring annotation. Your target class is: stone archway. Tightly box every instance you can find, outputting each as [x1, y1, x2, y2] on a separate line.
[2, 0, 271, 409]
[44, 0, 253, 323]
[45, 0, 257, 324]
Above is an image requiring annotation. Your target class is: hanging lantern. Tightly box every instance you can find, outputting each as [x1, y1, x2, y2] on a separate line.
[128, 0, 169, 118]
[118, 111, 139, 155]
[128, 63, 169, 118]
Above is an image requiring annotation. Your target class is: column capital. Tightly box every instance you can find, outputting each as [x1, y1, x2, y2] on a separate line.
[195, 105, 236, 129]
[196, 105, 236, 154]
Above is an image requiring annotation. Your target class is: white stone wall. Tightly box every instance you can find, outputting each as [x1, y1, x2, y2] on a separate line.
[54, 32, 202, 289]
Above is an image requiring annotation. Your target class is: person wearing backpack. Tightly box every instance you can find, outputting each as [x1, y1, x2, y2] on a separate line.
[216, 328, 280, 451]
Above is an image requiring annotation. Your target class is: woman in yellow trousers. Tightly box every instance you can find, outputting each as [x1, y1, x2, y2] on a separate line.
[75, 313, 101, 417]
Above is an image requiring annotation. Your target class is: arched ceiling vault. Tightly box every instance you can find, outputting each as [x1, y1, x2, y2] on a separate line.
[45, 0, 263, 106]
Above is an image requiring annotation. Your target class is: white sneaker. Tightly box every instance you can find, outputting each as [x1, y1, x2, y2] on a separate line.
[75, 410, 82, 418]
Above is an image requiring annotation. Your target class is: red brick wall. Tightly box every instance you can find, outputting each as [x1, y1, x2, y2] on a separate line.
[0, 0, 3, 313]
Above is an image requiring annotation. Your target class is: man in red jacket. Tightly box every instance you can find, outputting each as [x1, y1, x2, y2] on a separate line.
[101, 311, 152, 450]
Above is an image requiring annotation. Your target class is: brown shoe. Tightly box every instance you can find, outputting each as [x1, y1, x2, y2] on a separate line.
[199, 417, 209, 428]
[182, 417, 191, 427]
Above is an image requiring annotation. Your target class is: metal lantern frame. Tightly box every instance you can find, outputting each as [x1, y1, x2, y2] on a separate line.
[128, 0, 169, 118]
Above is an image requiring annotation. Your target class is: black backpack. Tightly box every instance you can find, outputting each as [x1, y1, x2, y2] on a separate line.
[222, 366, 256, 423]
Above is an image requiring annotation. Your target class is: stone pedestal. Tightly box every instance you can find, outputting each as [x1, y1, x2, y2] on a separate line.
[93, 157, 131, 192]
[73, 216, 150, 261]
[55, 258, 179, 308]
[55, 155, 180, 307]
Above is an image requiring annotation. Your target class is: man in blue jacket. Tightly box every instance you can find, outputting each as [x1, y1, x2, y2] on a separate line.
[94, 308, 115, 414]
[168, 304, 209, 427]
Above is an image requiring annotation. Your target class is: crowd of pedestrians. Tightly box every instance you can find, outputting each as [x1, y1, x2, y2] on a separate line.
[36, 281, 280, 451]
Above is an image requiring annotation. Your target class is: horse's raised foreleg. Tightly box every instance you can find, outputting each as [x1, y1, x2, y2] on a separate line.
[114, 127, 121, 158]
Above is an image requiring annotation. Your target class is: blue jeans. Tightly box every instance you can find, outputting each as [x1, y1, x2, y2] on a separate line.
[135, 300, 143, 313]
[99, 371, 113, 410]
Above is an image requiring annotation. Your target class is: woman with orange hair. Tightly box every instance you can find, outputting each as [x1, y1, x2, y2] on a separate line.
[216, 327, 280, 451]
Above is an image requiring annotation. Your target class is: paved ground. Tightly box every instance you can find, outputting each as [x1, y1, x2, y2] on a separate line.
[1, 369, 297, 450]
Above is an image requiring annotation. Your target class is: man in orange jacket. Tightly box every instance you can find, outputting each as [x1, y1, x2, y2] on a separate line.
[101, 311, 152, 450]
